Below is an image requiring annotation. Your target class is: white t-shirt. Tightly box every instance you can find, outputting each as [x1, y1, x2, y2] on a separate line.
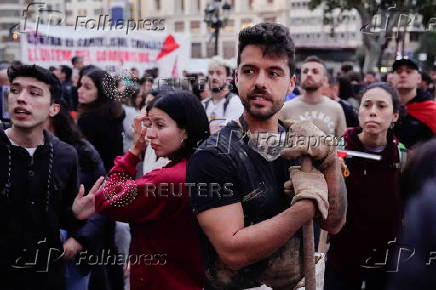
[142, 143, 169, 175]
[279, 96, 347, 137]
[5, 128, 38, 156]
[201, 93, 244, 127]
[122, 104, 139, 153]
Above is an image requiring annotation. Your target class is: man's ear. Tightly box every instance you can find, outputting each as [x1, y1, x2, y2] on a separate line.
[416, 72, 422, 85]
[235, 69, 239, 88]
[287, 75, 296, 95]
[49, 103, 60, 117]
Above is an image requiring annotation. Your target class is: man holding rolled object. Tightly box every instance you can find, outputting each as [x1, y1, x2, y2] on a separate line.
[187, 23, 347, 290]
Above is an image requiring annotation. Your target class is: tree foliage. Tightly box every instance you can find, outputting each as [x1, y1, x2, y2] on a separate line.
[308, 0, 436, 72]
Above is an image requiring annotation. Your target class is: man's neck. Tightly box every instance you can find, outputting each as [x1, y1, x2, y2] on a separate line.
[398, 88, 417, 105]
[211, 87, 229, 103]
[241, 112, 279, 133]
[301, 89, 324, 104]
[7, 126, 45, 148]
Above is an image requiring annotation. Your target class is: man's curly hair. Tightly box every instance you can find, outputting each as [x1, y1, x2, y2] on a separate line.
[237, 23, 296, 76]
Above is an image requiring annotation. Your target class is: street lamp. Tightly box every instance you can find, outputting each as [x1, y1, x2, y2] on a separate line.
[204, 0, 231, 56]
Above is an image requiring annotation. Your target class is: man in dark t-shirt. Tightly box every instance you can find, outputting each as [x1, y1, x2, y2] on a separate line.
[187, 23, 347, 290]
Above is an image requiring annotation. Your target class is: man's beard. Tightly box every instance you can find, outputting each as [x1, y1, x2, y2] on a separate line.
[210, 80, 227, 93]
[241, 88, 283, 120]
[302, 79, 322, 92]
[211, 85, 226, 93]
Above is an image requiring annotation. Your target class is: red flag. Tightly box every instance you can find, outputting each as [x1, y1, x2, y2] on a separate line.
[172, 56, 179, 77]
[407, 100, 436, 133]
[157, 35, 180, 60]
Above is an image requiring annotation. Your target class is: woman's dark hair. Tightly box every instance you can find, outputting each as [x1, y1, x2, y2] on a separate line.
[146, 89, 210, 162]
[79, 69, 116, 100]
[121, 81, 140, 108]
[7, 64, 62, 104]
[358, 82, 400, 113]
[401, 138, 436, 202]
[52, 101, 85, 145]
[79, 65, 97, 77]
[77, 69, 124, 119]
[238, 23, 296, 76]
[60, 65, 72, 81]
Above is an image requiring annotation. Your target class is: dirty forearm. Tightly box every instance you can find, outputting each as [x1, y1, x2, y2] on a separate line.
[321, 160, 347, 234]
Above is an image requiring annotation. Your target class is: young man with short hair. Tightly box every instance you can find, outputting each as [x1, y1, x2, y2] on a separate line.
[188, 23, 346, 290]
[202, 56, 244, 133]
[280, 55, 347, 137]
[0, 64, 91, 290]
[392, 58, 436, 148]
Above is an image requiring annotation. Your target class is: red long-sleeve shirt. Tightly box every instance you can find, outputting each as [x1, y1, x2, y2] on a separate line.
[95, 152, 204, 290]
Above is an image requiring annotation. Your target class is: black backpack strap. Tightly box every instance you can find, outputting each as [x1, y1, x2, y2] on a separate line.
[223, 93, 235, 115]
[203, 98, 211, 111]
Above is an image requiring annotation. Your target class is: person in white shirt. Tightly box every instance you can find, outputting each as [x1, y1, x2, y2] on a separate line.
[202, 56, 244, 133]
[280, 56, 347, 138]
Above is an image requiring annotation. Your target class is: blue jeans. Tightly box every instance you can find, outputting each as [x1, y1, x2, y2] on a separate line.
[60, 230, 90, 290]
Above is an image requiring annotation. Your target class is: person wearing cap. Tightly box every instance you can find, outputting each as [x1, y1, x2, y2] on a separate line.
[202, 56, 244, 133]
[392, 58, 436, 148]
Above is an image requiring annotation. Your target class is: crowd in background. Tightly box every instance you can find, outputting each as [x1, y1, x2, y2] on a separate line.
[1, 47, 436, 290]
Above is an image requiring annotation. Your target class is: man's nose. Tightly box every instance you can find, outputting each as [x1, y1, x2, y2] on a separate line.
[16, 89, 28, 103]
[255, 71, 267, 89]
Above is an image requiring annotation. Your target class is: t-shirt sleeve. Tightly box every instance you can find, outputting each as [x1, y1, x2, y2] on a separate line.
[335, 104, 347, 137]
[187, 149, 242, 215]
[224, 96, 244, 123]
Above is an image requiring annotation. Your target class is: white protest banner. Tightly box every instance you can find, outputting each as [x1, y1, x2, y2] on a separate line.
[20, 22, 190, 77]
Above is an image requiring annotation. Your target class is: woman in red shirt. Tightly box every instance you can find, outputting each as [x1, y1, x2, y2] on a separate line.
[75, 89, 210, 290]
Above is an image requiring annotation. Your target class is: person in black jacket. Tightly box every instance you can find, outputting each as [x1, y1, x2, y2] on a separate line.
[0, 64, 84, 290]
[76, 69, 125, 172]
[387, 139, 436, 290]
[76, 69, 125, 290]
[48, 103, 109, 289]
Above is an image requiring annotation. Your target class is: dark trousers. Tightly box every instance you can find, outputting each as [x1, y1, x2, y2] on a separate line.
[324, 263, 388, 290]
[4, 263, 65, 290]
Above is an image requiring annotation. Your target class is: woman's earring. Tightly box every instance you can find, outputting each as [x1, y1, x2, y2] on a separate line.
[180, 138, 185, 144]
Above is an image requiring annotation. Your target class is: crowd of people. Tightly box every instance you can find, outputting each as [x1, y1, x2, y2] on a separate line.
[1, 22, 436, 290]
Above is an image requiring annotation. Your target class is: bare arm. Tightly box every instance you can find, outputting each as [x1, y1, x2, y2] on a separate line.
[320, 158, 347, 234]
[197, 199, 315, 270]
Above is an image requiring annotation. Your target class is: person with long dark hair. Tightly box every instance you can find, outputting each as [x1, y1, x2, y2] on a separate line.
[76, 69, 125, 290]
[74, 89, 210, 290]
[325, 82, 406, 290]
[47, 105, 111, 290]
[77, 69, 124, 172]
[387, 138, 436, 290]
